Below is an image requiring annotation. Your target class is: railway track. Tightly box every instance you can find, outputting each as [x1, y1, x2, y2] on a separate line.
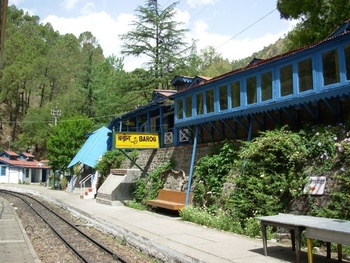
[0, 189, 130, 263]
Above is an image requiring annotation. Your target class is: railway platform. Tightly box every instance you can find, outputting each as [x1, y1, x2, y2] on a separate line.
[0, 195, 40, 263]
[0, 184, 347, 263]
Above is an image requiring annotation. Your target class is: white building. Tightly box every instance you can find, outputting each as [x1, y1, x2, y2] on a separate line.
[0, 150, 50, 184]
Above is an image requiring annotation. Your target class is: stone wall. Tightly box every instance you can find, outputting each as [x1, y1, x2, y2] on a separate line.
[121, 143, 337, 215]
[120, 142, 219, 176]
[288, 171, 337, 215]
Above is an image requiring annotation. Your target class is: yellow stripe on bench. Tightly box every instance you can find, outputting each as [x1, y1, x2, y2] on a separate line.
[146, 189, 192, 211]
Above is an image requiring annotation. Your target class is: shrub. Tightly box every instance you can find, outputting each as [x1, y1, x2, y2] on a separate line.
[193, 141, 239, 208]
[60, 176, 67, 190]
[133, 158, 175, 204]
[227, 127, 309, 223]
[95, 149, 125, 188]
[179, 206, 243, 233]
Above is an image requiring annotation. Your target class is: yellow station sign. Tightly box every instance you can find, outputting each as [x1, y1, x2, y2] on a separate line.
[115, 132, 159, 149]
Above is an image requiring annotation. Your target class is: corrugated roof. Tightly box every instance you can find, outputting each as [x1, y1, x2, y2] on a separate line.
[67, 126, 111, 168]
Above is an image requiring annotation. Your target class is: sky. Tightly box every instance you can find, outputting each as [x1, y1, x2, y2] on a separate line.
[9, 0, 297, 71]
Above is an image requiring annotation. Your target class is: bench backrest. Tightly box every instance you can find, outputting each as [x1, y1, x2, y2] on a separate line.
[157, 189, 192, 204]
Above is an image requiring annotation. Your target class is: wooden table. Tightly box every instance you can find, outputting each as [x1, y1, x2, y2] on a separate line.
[305, 218, 350, 263]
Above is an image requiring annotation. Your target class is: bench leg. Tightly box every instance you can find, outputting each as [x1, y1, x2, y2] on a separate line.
[307, 238, 313, 263]
[338, 244, 342, 263]
[290, 229, 296, 251]
[261, 222, 268, 256]
[327, 242, 331, 259]
[295, 227, 302, 263]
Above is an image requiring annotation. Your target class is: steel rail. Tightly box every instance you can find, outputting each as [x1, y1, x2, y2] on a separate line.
[0, 189, 129, 263]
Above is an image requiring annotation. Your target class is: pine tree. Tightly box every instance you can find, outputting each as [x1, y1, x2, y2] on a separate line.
[120, 0, 189, 89]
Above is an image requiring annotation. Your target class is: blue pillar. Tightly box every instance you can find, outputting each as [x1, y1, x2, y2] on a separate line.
[186, 125, 198, 205]
[159, 107, 164, 147]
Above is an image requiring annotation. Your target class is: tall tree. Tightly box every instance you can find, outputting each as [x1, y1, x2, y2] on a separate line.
[120, 0, 189, 89]
[1, 6, 43, 139]
[76, 31, 104, 117]
[174, 39, 202, 77]
[47, 115, 94, 173]
[199, 46, 232, 77]
[277, 0, 350, 50]
[92, 55, 130, 124]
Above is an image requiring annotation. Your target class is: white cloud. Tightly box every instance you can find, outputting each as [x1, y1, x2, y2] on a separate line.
[43, 11, 146, 71]
[41, 4, 297, 72]
[190, 19, 296, 60]
[44, 11, 133, 55]
[174, 8, 190, 26]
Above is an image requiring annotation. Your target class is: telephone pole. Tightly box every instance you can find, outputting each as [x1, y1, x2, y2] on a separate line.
[51, 107, 61, 126]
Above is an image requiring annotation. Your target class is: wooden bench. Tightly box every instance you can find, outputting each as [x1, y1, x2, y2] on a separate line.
[146, 189, 192, 211]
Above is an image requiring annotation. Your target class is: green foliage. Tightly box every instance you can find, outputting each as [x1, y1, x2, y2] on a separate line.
[125, 201, 148, 210]
[198, 46, 233, 77]
[179, 206, 243, 233]
[178, 123, 350, 239]
[95, 149, 126, 188]
[128, 149, 139, 160]
[120, 0, 189, 89]
[47, 115, 94, 172]
[60, 176, 67, 190]
[313, 124, 350, 220]
[277, 0, 350, 50]
[302, 125, 340, 171]
[193, 142, 238, 208]
[319, 169, 350, 220]
[16, 107, 53, 158]
[133, 158, 175, 204]
[229, 128, 309, 222]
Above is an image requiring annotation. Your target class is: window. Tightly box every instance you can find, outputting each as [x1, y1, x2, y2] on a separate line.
[196, 93, 204, 115]
[344, 44, 350, 80]
[176, 100, 183, 119]
[261, 72, 272, 101]
[298, 58, 313, 92]
[206, 89, 214, 113]
[280, 64, 293, 96]
[219, 85, 228, 111]
[231, 81, 240, 108]
[246, 76, 257, 104]
[322, 49, 340, 86]
[185, 96, 192, 118]
[0, 166, 5, 176]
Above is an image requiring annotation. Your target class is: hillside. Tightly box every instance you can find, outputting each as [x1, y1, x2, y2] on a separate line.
[231, 37, 287, 70]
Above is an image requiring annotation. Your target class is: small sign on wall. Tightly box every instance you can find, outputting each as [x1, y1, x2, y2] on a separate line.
[303, 176, 326, 195]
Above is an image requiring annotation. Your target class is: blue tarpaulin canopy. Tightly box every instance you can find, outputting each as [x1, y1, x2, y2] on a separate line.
[67, 126, 111, 168]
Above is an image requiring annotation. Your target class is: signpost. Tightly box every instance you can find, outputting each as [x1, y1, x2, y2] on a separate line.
[115, 132, 159, 149]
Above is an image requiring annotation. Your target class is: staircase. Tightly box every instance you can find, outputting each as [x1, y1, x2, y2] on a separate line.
[79, 174, 96, 199]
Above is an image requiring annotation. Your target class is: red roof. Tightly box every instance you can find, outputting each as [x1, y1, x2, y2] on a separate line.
[0, 151, 50, 169]
[21, 152, 35, 158]
[4, 150, 19, 157]
[0, 157, 50, 168]
[153, 89, 177, 97]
